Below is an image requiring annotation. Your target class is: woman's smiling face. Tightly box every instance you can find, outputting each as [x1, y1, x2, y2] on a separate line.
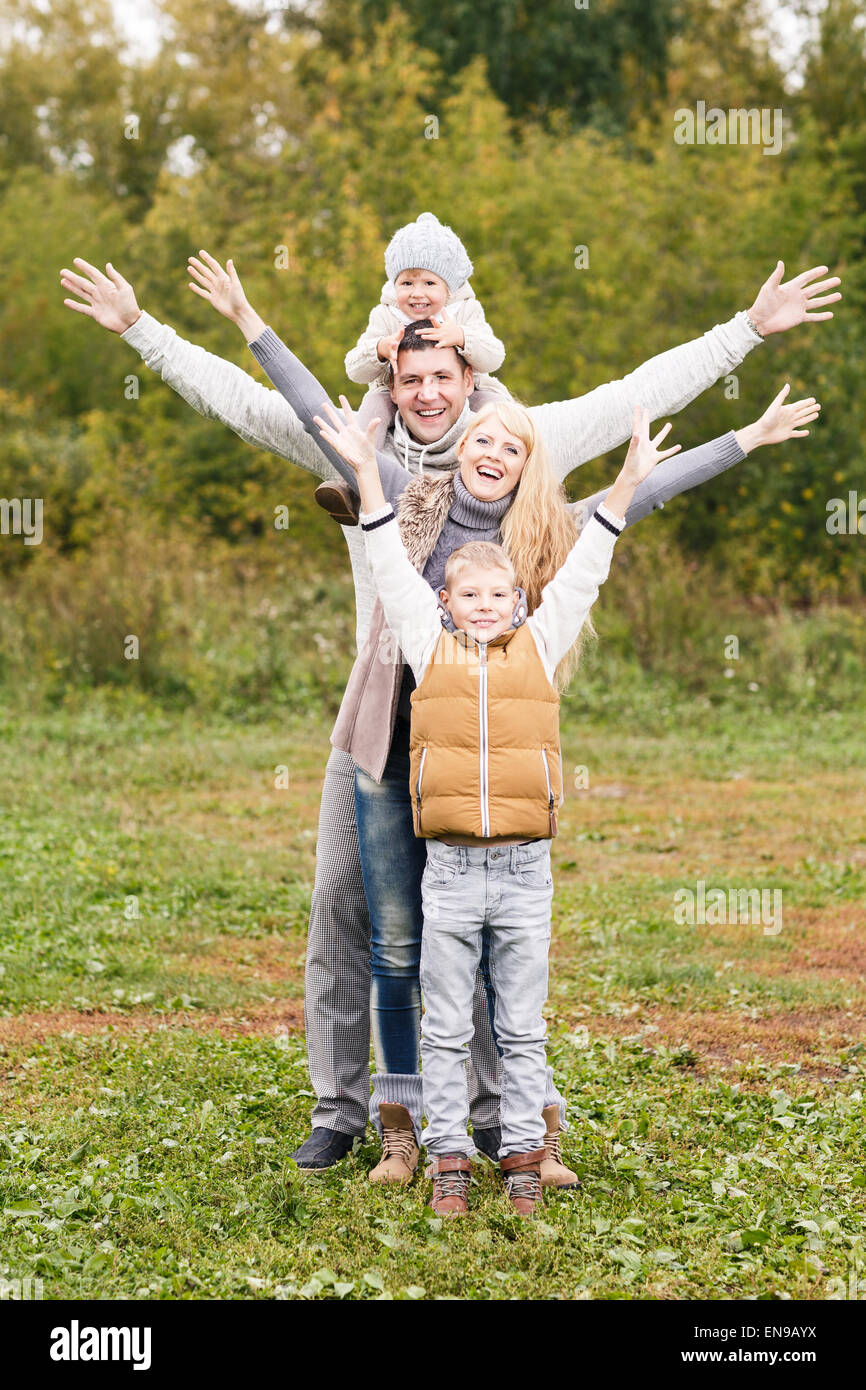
[458, 415, 528, 502]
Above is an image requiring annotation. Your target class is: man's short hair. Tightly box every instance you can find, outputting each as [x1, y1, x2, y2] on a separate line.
[390, 319, 468, 377]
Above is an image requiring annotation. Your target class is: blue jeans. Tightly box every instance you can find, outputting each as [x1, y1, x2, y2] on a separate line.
[354, 716, 499, 1077]
[354, 716, 429, 1074]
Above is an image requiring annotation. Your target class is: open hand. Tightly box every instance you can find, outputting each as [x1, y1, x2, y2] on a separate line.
[621, 406, 682, 486]
[752, 383, 821, 445]
[313, 396, 381, 474]
[748, 262, 841, 337]
[187, 250, 250, 322]
[60, 259, 141, 334]
[416, 310, 465, 349]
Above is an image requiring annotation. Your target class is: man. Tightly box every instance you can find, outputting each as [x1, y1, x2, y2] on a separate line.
[60, 252, 840, 1168]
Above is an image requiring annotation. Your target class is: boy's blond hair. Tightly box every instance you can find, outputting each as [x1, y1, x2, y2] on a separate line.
[444, 541, 515, 592]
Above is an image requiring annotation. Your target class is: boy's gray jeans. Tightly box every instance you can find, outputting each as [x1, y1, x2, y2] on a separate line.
[305, 746, 505, 1135]
[420, 839, 554, 1160]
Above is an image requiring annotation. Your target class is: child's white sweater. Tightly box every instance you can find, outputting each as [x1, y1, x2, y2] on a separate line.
[359, 497, 626, 687]
[345, 280, 505, 387]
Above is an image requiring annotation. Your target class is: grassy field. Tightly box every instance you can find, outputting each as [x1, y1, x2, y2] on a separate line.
[1, 686, 865, 1301]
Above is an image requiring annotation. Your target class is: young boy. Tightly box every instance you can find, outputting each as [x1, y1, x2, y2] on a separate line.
[315, 393, 680, 1217]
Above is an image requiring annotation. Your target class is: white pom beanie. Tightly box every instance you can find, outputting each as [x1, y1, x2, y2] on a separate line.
[384, 211, 473, 293]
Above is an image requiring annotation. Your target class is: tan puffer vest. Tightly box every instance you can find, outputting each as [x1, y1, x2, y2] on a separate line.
[409, 624, 564, 843]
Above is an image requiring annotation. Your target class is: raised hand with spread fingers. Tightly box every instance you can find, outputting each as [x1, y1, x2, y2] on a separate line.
[186, 249, 267, 344]
[59, 258, 141, 334]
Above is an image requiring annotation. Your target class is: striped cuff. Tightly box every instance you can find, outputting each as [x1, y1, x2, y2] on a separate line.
[247, 324, 285, 364]
[360, 503, 395, 532]
[593, 501, 626, 535]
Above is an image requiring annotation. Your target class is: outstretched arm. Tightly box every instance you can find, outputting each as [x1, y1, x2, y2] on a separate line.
[247, 327, 412, 504]
[529, 408, 681, 678]
[528, 262, 840, 485]
[59, 258, 335, 480]
[186, 250, 412, 504]
[573, 384, 821, 528]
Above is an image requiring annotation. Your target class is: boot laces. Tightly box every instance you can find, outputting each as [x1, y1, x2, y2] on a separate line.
[543, 1129, 563, 1165]
[382, 1125, 417, 1163]
[505, 1169, 541, 1202]
[434, 1168, 470, 1199]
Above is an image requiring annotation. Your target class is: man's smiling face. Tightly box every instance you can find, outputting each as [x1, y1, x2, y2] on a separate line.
[389, 345, 473, 443]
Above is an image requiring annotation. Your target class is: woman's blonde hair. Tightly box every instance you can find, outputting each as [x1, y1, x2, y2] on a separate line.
[457, 400, 595, 687]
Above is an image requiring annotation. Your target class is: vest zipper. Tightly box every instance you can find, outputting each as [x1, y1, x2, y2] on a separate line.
[541, 747, 555, 836]
[415, 745, 428, 831]
[479, 644, 490, 837]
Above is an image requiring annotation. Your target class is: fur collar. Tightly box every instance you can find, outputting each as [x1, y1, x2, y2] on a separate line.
[396, 471, 456, 571]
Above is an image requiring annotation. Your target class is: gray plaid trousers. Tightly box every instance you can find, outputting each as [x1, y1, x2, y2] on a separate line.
[305, 745, 503, 1136]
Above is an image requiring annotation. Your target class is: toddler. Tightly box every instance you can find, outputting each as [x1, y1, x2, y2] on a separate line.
[347, 210, 510, 449]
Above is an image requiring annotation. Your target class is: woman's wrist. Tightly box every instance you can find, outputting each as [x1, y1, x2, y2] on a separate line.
[235, 303, 267, 344]
[733, 421, 764, 454]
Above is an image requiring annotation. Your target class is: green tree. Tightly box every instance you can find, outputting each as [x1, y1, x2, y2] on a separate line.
[284, 0, 678, 131]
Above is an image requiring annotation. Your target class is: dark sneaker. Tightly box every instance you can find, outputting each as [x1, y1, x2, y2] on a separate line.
[471, 1125, 502, 1161]
[291, 1127, 362, 1169]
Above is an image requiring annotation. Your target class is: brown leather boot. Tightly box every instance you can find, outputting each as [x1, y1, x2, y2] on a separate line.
[429, 1156, 472, 1216]
[314, 479, 360, 526]
[368, 1103, 419, 1184]
[500, 1147, 545, 1217]
[540, 1105, 581, 1189]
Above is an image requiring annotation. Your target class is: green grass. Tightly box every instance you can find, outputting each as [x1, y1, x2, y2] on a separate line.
[2, 1029, 864, 1301]
[1, 689, 865, 1300]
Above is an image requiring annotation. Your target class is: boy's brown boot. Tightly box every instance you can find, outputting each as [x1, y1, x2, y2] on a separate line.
[500, 1147, 545, 1217]
[540, 1105, 581, 1190]
[368, 1103, 419, 1184]
[429, 1156, 472, 1216]
[314, 479, 360, 526]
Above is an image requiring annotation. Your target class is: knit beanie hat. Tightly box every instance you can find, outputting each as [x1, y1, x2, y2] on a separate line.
[384, 212, 474, 293]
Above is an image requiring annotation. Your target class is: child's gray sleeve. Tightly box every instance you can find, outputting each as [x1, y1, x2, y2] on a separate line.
[247, 327, 411, 505]
[572, 430, 746, 528]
